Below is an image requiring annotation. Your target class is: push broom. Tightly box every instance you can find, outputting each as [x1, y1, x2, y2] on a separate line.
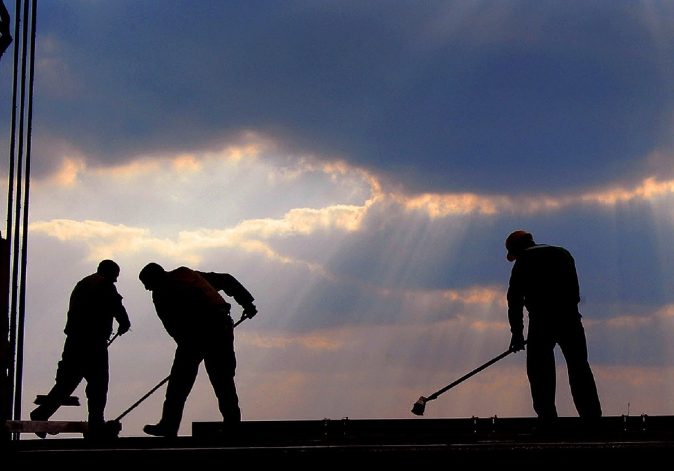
[412, 343, 525, 416]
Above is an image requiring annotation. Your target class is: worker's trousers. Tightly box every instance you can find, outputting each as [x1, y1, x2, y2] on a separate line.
[159, 316, 240, 432]
[526, 314, 602, 419]
[31, 336, 109, 427]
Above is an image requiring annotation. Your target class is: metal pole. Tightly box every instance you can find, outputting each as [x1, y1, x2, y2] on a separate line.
[9, 0, 28, 425]
[13, 0, 36, 424]
[6, 0, 22, 427]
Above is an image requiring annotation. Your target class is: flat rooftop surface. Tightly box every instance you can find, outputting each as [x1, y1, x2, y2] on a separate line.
[6, 415, 674, 464]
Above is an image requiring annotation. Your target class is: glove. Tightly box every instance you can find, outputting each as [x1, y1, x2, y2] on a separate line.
[509, 331, 525, 352]
[242, 304, 257, 319]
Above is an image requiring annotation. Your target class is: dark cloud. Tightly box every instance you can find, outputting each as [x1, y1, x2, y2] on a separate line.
[5, 0, 670, 193]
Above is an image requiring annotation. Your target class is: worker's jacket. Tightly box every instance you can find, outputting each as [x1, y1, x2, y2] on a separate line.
[507, 244, 581, 334]
[151, 267, 254, 344]
[64, 272, 130, 342]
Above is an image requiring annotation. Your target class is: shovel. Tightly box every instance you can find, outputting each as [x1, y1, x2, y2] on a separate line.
[411, 343, 525, 416]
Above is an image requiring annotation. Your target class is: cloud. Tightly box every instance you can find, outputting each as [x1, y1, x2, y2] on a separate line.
[27, 144, 674, 311]
[29, 219, 149, 261]
[3, 1, 668, 197]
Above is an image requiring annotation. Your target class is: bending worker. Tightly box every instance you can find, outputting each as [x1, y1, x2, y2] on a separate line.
[139, 262, 257, 437]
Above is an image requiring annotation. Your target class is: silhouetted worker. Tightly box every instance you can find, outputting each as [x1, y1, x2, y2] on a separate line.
[505, 230, 601, 428]
[30, 260, 131, 438]
[139, 263, 257, 437]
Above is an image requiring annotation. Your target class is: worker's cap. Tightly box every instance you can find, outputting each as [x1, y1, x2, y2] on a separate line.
[505, 230, 533, 262]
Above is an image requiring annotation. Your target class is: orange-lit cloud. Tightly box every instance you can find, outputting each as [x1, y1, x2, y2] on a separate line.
[393, 175, 674, 218]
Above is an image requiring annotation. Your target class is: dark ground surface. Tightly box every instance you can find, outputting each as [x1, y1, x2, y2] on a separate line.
[5, 415, 674, 464]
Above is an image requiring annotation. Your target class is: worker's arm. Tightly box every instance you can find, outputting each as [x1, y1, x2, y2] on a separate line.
[114, 304, 131, 335]
[199, 271, 257, 318]
[506, 265, 525, 352]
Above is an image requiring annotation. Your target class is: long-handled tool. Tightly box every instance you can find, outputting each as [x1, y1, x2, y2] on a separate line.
[411, 343, 525, 416]
[105, 312, 252, 436]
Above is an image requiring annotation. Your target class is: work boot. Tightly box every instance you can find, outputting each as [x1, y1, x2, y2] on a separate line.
[84, 419, 109, 441]
[104, 420, 122, 438]
[143, 423, 178, 438]
[29, 409, 48, 439]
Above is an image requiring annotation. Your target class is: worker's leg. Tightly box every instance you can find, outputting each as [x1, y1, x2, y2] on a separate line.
[83, 343, 109, 431]
[156, 343, 202, 433]
[559, 320, 602, 418]
[31, 337, 84, 421]
[204, 317, 240, 424]
[526, 332, 558, 420]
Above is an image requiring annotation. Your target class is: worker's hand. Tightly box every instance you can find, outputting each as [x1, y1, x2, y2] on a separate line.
[118, 322, 131, 336]
[509, 332, 526, 352]
[242, 304, 257, 319]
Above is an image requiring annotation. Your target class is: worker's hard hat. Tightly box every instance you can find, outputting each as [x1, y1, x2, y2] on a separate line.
[505, 230, 533, 262]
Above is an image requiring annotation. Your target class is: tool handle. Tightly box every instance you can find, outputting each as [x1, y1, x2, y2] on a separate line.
[427, 346, 522, 401]
[112, 313, 251, 423]
[107, 332, 119, 346]
[114, 375, 170, 422]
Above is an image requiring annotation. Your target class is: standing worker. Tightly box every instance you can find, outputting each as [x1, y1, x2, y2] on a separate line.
[30, 260, 131, 438]
[504, 230, 602, 429]
[139, 262, 257, 437]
